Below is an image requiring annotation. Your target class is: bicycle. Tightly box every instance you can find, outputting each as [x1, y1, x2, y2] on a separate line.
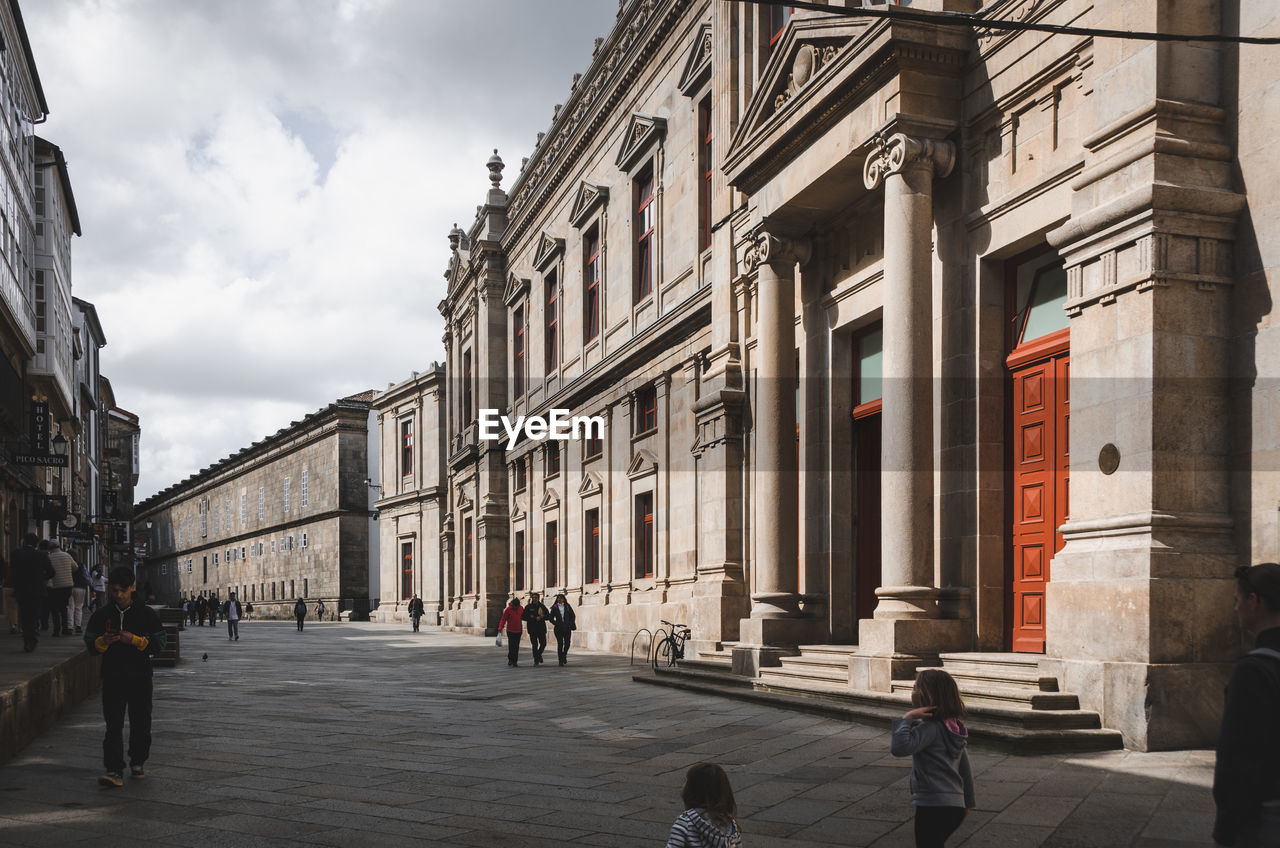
[653, 619, 691, 668]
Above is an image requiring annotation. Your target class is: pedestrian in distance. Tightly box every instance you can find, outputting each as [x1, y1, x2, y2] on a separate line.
[890, 668, 976, 848]
[9, 533, 53, 652]
[522, 592, 550, 665]
[315, 599, 326, 621]
[497, 597, 524, 667]
[195, 595, 207, 626]
[244, 602, 253, 621]
[89, 567, 107, 611]
[45, 539, 78, 635]
[548, 592, 576, 666]
[223, 592, 242, 642]
[408, 594, 425, 632]
[69, 557, 90, 634]
[665, 762, 742, 848]
[1, 553, 20, 635]
[84, 566, 167, 788]
[294, 598, 307, 631]
[1213, 562, 1280, 848]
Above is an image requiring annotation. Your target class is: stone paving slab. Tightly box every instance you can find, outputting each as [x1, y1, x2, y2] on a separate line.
[0, 622, 1217, 845]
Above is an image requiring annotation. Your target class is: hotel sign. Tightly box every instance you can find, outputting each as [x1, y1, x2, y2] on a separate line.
[13, 453, 68, 467]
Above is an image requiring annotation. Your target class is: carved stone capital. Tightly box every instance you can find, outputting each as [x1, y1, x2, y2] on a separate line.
[744, 231, 812, 273]
[863, 132, 956, 190]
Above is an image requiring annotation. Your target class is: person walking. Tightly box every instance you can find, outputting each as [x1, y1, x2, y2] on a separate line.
[207, 595, 218, 628]
[665, 763, 742, 848]
[244, 602, 253, 621]
[408, 594, 425, 632]
[294, 598, 307, 631]
[10, 534, 53, 652]
[315, 599, 326, 622]
[223, 593, 242, 642]
[1214, 562, 1280, 848]
[2, 553, 20, 635]
[69, 559, 90, 634]
[84, 566, 167, 787]
[522, 592, 550, 665]
[497, 597, 524, 667]
[548, 592, 576, 666]
[890, 668, 976, 848]
[89, 567, 107, 611]
[46, 540, 77, 637]
[195, 595, 207, 626]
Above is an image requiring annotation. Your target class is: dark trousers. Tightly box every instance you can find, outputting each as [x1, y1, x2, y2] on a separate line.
[17, 594, 42, 648]
[296, 615, 305, 631]
[102, 673, 153, 772]
[555, 628, 572, 664]
[528, 628, 547, 663]
[46, 587, 71, 633]
[411, 614, 422, 632]
[506, 631, 522, 666]
[227, 619, 239, 640]
[914, 806, 966, 848]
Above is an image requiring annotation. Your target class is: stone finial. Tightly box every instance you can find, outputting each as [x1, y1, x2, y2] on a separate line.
[521, 157, 529, 170]
[553, 103, 562, 119]
[448, 222, 464, 251]
[593, 37, 604, 58]
[536, 132, 545, 147]
[572, 73, 581, 90]
[486, 149, 504, 188]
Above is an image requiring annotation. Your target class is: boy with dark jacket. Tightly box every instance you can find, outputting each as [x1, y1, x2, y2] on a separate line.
[84, 567, 167, 787]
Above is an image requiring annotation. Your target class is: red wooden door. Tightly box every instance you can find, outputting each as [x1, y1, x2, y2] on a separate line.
[1007, 331, 1069, 653]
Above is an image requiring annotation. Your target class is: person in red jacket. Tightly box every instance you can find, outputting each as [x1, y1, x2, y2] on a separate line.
[497, 597, 524, 667]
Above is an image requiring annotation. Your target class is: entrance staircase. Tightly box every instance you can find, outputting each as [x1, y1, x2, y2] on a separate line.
[636, 645, 1123, 752]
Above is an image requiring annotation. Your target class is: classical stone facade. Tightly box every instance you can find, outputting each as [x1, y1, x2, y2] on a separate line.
[418, 0, 1278, 750]
[370, 366, 448, 625]
[134, 394, 376, 619]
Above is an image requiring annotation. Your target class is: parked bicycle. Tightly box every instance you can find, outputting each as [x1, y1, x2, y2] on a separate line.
[654, 619, 691, 668]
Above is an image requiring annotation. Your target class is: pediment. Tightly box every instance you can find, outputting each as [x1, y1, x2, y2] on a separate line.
[677, 22, 713, 96]
[578, 472, 603, 498]
[626, 449, 658, 480]
[730, 19, 861, 158]
[569, 181, 610, 229]
[511, 503, 525, 522]
[456, 490, 473, 512]
[445, 248, 470, 291]
[540, 487, 560, 510]
[615, 113, 667, 173]
[504, 272, 530, 306]
[532, 231, 565, 272]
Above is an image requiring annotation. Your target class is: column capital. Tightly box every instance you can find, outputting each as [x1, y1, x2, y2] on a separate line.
[743, 231, 811, 273]
[863, 132, 955, 190]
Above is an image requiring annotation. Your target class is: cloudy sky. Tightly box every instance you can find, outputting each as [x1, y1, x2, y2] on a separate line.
[23, 0, 620, 500]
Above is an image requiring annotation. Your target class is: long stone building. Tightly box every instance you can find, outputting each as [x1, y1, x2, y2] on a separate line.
[386, 0, 1278, 751]
[134, 393, 377, 618]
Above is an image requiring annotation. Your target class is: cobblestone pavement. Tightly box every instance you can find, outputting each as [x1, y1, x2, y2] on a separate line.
[0, 622, 1215, 846]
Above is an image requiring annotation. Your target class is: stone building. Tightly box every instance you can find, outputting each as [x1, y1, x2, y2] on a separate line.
[421, 0, 1278, 750]
[370, 365, 447, 625]
[133, 394, 377, 618]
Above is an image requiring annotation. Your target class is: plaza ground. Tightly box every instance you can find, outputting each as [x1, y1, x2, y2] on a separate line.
[0, 621, 1216, 846]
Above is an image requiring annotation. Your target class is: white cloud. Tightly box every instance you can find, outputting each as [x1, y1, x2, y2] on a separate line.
[24, 0, 619, 498]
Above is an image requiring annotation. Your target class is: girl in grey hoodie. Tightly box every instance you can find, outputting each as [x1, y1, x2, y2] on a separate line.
[891, 669, 976, 848]
[665, 763, 742, 848]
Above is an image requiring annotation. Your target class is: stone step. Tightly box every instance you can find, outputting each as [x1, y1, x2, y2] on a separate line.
[935, 666, 1061, 692]
[759, 663, 850, 684]
[892, 679, 1079, 711]
[937, 652, 1042, 674]
[780, 653, 853, 670]
[680, 657, 732, 673]
[795, 644, 862, 657]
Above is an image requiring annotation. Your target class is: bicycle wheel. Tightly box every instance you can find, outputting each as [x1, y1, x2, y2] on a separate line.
[655, 637, 677, 668]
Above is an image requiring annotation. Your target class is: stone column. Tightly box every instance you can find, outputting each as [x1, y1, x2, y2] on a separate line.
[735, 232, 815, 664]
[851, 130, 968, 690]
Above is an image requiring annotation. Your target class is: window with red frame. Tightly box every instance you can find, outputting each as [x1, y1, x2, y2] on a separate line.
[400, 541, 413, 599]
[546, 520, 558, 587]
[635, 167, 655, 304]
[584, 228, 601, 342]
[513, 305, 525, 399]
[585, 432, 603, 460]
[634, 385, 657, 434]
[585, 508, 600, 583]
[634, 492, 654, 579]
[699, 97, 712, 252]
[514, 530, 525, 592]
[463, 517, 473, 595]
[545, 441, 560, 477]
[769, 5, 792, 49]
[400, 418, 413, 478]
[515, 455, 527, 491]
[463, 350, 473, 427]
[545, 270, 558, 372]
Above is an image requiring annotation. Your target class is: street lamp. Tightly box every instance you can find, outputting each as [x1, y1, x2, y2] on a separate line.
[51, 431, 67, 456]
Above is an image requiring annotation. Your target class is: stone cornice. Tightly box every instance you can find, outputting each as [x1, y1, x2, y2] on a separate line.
[370, 367, 446, 413]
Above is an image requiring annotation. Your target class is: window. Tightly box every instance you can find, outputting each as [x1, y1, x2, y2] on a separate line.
[585, 509, 601, 583]
[258, 486, 264, 520]
[400, 418, 414, 479]
[463, 350, 474, 426]
[545, 270, 559, 372]
[584, 229, 601, 342]
[288, 535, 295, 551]
[854, 324, 884, 417]
[301, 470, 309, 507]
[514, 530, 526, 592]
[213, 503, 220, 535]
[304, 579, 308, 598]
[545, 442, 560, 477]
[768, 5, 792, 52]
[188, 559, 193, 574]
[546, 520, 558, 587]
[290, 580, 295, 599]
[634, 386, 657, 434]
[634, 492, 654, 579]
[634, 167, 655, 303]
[513, 304, 526, 399]
[300, 533, 308, 549]
[699, 97, 713, 252]
[240, 493, 247, 525]
[515, 456, 527, 492]
[161, 563, 167, 576]
[272, 540, 276, 553]
[226, 498, 232, 530]
[401, 541, 413, 599]
[272, 582, 277, 600]
[284, 477, 291, 513]
[585, 430, 603, 460]
[464, 517, 474, 595]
